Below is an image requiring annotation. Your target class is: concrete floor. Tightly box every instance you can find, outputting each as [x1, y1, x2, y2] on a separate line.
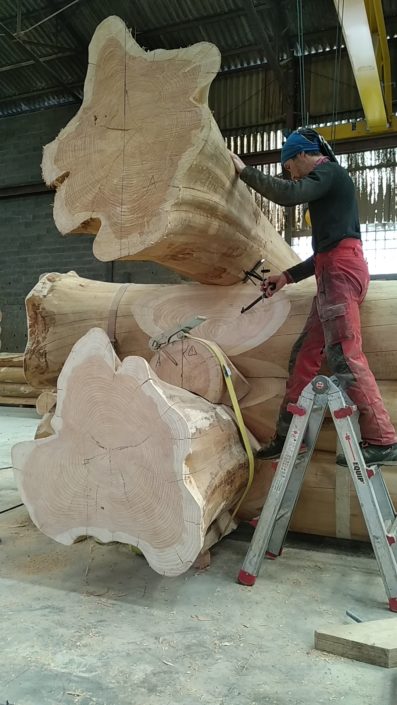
[1, 406, 397, 705]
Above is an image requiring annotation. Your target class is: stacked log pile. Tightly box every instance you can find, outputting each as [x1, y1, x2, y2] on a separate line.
[22, 272, 397, 542]
[12, 16, 397, 575]
[0, 353, 40, 406]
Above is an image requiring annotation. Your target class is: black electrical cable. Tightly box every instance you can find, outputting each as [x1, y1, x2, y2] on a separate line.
[0, 503, 23, 515]
[296, 0, 307, 126]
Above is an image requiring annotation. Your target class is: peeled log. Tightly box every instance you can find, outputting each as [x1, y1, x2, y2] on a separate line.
[150, 338, 250, 404]
[36, 391, 57, 416]
[34, 410, 55, 440]
[0, 367, 25, 384]
[24, 271, 291, 389]
[25, 273, 397, 390]
[0, 353, 24, 368]
[13, 328, 248, 576]
[0, 382, 38, 398]
[41, 16, 298, 285]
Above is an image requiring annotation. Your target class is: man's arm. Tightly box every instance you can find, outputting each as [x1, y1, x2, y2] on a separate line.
[239, 165, 333, 206]
[262, 256, 315, 298]
[284, 255, 315, 283]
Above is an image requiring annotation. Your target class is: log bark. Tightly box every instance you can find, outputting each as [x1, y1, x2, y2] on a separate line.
[14, 328, 248, 576]
[24, 271, 292, 389]
[41, 16, 299, 285]
[150, 338, 250, 404]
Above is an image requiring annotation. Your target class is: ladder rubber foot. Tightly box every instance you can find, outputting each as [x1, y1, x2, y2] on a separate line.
[238, 569, 256, 586]
[266, 548, 283, 559]
[389, 597, 397, 612]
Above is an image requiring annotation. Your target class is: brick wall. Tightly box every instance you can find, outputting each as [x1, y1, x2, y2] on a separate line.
[0, 106, 182, 352]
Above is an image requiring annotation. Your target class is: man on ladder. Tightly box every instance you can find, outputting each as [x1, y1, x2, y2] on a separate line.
[229, 129, 397, 466]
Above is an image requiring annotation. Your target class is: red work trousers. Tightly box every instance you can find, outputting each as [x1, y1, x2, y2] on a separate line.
[277, 239, 397, 446]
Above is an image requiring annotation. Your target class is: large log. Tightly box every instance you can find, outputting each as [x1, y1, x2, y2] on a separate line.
[24, 272, 397, 389]
[24, 271, 292, 389]
[13, 328, 248, 576]
[41, 16, 298, 285]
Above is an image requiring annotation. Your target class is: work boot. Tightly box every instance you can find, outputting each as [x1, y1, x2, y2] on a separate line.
[256, 434, 306, 461]
[336, 442, 397, 467]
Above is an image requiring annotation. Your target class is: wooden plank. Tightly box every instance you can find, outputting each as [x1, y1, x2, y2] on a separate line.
[315, 618, 397, 667]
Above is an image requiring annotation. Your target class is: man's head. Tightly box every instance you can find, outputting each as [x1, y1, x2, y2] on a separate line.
[281, 132, 321, 180]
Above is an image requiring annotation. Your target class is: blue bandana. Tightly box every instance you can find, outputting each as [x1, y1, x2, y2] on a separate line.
[281, 132, 320, 165]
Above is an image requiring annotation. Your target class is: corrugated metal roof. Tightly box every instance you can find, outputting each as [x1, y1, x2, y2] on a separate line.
[0, 0, 396, 120]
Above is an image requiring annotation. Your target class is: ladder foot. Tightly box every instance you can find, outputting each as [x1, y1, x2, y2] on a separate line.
[237, 569, 256, 586]
[388, 597, 397, 612]
[265, 548, 283, 560]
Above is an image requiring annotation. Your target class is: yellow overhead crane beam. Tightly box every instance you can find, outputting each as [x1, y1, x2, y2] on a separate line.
[317, 0, 397, 142]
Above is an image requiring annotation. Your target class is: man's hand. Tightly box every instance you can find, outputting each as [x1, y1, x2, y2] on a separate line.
[228, 150, 246, 174]
[261, 273, 288, 297]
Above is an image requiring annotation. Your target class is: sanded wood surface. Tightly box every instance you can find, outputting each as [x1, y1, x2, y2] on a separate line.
[42, 16, 298, 285]
[14, 328, 248, 576]
[315, 618, 397, 667]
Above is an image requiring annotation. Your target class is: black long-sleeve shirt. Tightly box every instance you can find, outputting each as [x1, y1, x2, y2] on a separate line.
[240, 161, 361, 282]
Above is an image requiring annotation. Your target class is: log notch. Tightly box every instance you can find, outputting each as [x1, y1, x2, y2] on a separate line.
[41, 16, 299, 285]
[24, 271, 292, 389]
[150, 338, 250, 404]
[13, 328, 248, 576]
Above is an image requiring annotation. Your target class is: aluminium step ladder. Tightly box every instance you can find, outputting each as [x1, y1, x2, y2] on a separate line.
[238, 375, 397, 612]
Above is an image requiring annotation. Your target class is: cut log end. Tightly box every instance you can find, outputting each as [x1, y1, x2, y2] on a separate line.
[14, 328, 248, 576]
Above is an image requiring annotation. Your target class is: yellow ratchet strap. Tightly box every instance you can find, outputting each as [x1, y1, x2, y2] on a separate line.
[186, 335, 255, 525]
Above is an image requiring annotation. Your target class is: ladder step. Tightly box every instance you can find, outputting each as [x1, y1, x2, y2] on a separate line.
[334, 405, 356, 419]
[286, 402, 306, 416]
